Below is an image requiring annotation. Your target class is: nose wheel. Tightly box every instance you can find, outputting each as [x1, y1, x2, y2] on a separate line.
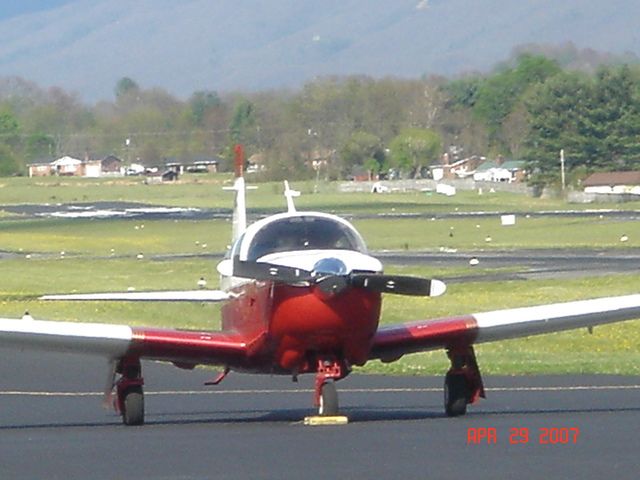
[314, 357, 347, 416]
[318, 381, 339, 416]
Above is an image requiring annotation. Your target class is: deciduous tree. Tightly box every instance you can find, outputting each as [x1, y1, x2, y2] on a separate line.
[388, 128, 442, 178]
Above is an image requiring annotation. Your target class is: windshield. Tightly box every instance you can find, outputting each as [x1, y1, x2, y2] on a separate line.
[246, 216, 365, 261]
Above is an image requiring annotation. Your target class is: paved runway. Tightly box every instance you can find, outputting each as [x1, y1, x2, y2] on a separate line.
[0, 349, 638, 479]
[378, 249, 640, 281]
[6, 201, 640, 222]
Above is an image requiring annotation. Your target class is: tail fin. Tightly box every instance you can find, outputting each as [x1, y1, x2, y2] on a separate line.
[283, 180, 300, 213]
[233, 144, 245, 178]
[224, 145, 247, 242]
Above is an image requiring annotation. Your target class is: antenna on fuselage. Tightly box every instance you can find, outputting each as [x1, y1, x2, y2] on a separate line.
[283, 180, 300, 213]
[223, 145, 250, 242]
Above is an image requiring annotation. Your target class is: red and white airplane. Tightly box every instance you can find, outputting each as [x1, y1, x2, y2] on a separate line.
[2, 146, 640, 425]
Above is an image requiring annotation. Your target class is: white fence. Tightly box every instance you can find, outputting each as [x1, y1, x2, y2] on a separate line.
[339, 179, 533, 195]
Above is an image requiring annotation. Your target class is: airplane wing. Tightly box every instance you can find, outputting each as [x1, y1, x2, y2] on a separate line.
[39, 290, 231, 302]
[1, 288, 257, 369]
[0, 316, 257, 367]
[370, 293, 640, 361]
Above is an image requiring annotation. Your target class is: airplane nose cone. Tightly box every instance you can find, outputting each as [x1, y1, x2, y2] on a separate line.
[313, 258, 348, 276]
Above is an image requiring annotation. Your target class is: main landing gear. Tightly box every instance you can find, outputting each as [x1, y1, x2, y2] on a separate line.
[114, 357, 145, 426]
[314, 357, 347, 416]
[444, 346, 485, 417]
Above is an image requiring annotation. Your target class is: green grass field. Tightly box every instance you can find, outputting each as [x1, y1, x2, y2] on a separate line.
[355, 215, 640, 250]
[2, 214, 639, 257]
[0, 218, 231, 255]
[1, 174, 640, 375]
[4, 174, 640, 213]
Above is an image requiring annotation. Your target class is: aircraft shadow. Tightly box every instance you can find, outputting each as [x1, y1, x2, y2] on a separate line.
[2, 404, 639, 430]
[148, 405, 445, 425]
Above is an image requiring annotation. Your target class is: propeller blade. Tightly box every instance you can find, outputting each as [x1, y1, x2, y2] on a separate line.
[233, 261, 446, 297]
[316, 275, 350, 296]
[233, 260, 313, 284]
[350, 274, 446, 297]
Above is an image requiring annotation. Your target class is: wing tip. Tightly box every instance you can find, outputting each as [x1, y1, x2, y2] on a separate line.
[430, 279, 447, 297]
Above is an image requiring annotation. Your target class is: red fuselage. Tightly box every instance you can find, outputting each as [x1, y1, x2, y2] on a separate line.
[221, 280, 382, 374]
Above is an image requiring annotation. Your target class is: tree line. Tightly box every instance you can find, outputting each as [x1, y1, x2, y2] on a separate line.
[1, 46, 640, 188]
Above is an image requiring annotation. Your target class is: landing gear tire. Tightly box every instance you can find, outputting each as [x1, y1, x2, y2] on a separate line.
[318, 381, 339, 416]
[444, 374, 468, 417]
[122, 385, 145, 426]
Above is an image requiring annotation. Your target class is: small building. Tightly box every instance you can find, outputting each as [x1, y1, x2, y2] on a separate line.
[473, 159, 525, 183]
[28, 162, 54, 177]
[348, 165, 371, 182]
[82, 159, 102, 178]
[101, 155, 123, 174]
[168, 155, 220, 174]
[51, 156, 83, 176]
[199, 155, 222, 172]
[188, 158, 219, 173]
[432, 155, 486, 180]
[28, 156, 110, 178]
[165, 159, 182, 174]
[247, 153, 266, 173]
[583, 171, 640, 195]
[450, 156, 486, 179]
[500, 160, 527, 183]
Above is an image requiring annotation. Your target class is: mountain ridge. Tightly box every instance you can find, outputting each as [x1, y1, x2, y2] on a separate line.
[1, 0, 639, 101]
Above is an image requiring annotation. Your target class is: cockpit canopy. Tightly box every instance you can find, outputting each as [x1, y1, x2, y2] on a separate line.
[236, 213, 367, 262]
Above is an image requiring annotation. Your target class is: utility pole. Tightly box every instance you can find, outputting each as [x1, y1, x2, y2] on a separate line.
[560, 149, 566, 190]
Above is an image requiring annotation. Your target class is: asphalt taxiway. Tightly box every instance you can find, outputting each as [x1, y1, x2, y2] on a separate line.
[0, 349, 638, 480]
[378, 249, 640, 281]
[6, 201, 640, 222]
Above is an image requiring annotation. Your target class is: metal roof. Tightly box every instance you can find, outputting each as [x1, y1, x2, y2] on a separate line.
[583, 171, 640, 187]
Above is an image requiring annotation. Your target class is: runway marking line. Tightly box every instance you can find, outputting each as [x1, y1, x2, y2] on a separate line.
[1, 384, 639, 397]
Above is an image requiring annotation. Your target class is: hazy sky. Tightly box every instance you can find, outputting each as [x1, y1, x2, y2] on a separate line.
[0, 1, 70, 21]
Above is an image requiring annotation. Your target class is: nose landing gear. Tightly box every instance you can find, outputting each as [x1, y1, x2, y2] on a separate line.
[314, 357, 347, 416]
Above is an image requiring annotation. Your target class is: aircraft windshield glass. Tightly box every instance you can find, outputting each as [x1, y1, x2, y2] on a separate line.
[226, 234, 244, 259]
[246, 216, 365, 260]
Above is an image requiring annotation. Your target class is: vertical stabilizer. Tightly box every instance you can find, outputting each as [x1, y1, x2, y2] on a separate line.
[224, 145, 247, 242]
[283, 180, 300, 213]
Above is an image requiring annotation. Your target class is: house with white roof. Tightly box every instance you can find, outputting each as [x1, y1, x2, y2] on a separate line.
[28, 156, 103, 178]
[473, 160, 525, 183]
